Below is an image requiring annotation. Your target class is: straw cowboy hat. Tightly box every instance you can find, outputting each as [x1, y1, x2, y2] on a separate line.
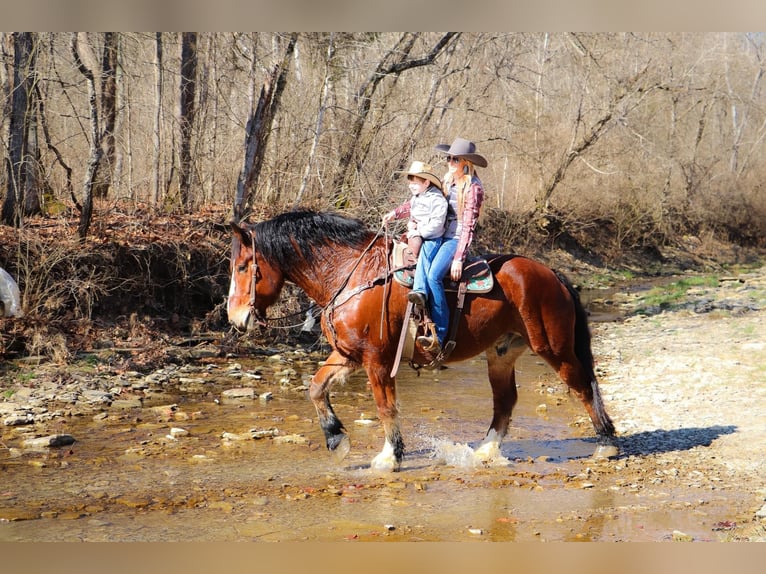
[434, 137, 488, 168]
[400, 160, 442, 190]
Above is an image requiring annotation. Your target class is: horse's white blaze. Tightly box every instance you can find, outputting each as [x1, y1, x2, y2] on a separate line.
[227, 272, 250, 329]
[371, 439, 400, 472]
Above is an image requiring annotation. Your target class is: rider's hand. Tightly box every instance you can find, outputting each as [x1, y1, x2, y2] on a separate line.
[382, 211, 395, 225]
[450, 260, 463, 281]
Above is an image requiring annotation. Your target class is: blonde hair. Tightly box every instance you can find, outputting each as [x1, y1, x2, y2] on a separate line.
[443, 159, 476, 220]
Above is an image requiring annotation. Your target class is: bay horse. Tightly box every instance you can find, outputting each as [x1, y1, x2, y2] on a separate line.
[227, 210, 616, 471]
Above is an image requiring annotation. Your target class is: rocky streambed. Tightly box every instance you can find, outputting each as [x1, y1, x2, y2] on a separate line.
[1, 265, 766, 541]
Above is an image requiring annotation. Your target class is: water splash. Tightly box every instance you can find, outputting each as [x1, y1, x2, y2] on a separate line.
[425, 436, 510, 468]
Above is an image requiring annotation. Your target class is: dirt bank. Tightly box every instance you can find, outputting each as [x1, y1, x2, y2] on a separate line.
[589, 265, 766, 541]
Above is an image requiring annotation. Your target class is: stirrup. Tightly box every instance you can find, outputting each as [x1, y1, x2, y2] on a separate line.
[416, 335, 441, 353]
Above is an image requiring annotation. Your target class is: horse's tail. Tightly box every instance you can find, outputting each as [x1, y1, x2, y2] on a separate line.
[554, 271, 594, 378]
[555, 270, 615, 437]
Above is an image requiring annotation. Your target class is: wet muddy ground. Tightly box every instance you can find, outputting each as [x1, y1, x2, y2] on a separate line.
[1, 267, 766, 541]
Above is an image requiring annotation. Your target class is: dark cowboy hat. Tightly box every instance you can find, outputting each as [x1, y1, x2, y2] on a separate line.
[434, 137, 488, 168]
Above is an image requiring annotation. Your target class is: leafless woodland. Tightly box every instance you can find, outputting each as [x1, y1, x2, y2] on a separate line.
[2, 32, 766, 248]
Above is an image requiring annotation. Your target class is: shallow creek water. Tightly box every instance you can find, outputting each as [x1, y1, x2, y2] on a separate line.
[1, 286, 757, 541]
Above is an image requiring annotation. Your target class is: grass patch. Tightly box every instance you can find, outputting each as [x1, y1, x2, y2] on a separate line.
[634, 275, 719, 315]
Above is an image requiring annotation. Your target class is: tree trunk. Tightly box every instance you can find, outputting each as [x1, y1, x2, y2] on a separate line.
[0, 33, 11, 147]
[152, 32, 163, 204]
[179, 32, 198, 209]
[1, 32, 38, 227]
[93, 32, 118, 199]
[71, 33, 103, 239]
[233, 33, 297, 221]
[22, 97, 42, 215]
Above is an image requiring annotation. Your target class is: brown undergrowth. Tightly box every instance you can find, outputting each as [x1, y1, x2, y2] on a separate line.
[1, 204, 764, 366]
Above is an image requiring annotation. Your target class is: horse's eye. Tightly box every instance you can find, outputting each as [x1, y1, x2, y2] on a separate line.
[237, 264, 248, 273]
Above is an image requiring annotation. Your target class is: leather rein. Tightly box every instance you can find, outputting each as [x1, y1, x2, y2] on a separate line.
[245, 226, 405, 334]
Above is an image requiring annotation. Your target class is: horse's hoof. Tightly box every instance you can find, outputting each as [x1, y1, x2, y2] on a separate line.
[330, 435, 351, 463]
[370, 443, 401, 472]
[473, 441, 501, 462]
[370, 455, 400, 472]
[592, 444, 619, 460]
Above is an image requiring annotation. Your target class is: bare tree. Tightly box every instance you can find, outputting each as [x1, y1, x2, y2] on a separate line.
[0, 33, 11, 148]
[331, 32, 459, 206]
[70, 32, 103, 238]
[234, 32, 297, 220]
[179, 32, 198, 209]
[295, 33, 335, 206]
[1, 32, 39, 226]
[152, 32, 163, 204]
[92, 32, 118, 199]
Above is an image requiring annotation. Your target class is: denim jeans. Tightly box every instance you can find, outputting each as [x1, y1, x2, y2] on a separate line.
[412, 236, 457, 346]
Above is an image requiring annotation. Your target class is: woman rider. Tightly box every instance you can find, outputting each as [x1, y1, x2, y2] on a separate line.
[407, 137, 487, 353]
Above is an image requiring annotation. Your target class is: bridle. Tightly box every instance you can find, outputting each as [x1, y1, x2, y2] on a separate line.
[236, 230, 267, 327]
[241, 229, 311, 328]
[248, 232, 259, 313]
[239, 223, 400, 336]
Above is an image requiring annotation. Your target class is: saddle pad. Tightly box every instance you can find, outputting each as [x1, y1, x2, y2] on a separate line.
[392, 240, 494, 294]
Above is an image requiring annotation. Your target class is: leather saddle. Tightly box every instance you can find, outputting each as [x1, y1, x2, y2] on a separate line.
[391, 239, 493, 294]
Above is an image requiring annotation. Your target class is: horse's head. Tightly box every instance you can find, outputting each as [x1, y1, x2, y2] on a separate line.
[227, 221, 285, 330]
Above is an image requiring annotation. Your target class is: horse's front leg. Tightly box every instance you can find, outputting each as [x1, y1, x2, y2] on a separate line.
[367, 365, 403, 472]
[309, 350, 358, 461]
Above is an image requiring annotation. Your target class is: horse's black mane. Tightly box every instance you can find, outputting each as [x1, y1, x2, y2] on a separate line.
[251, 210, 373, 267]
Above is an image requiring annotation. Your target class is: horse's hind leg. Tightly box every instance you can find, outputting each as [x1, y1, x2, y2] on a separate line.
[533, 340, 617, 457]
[555, 356, 617, 457]
[474, 334, 527, 461]
[309, 350, 358, 461]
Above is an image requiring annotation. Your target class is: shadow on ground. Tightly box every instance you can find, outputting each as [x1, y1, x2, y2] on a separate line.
[614, 424, 737, 458]
[438, 425, 740, 464]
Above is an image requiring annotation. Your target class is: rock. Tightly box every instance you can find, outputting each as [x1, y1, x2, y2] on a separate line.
[81, 390, 113, 404]
[4, 413, 34, 426]
[0, 508, 39, 522]
[111, 398, 143, 409]
[0, 402, 21, 415]
[221, 432, 251, 441]
[178, 377, 205, 385]
[354, 419, 377, 426]
[273, 434, 308, 445]
[250, 428, 279, 439]
[169, 427, 189, 438]
[23, 434, 76, 449]
[671, 530, 694, 542]
[755, 503, 766, 519]
[221, 388, 256, 401]
[144, 372, 169, 384]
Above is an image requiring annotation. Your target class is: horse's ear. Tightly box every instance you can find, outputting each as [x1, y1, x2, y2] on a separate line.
[230, 221, 249, 245]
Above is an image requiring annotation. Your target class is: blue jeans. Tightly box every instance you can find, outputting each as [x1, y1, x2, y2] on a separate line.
[412, 236, 457, 346]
